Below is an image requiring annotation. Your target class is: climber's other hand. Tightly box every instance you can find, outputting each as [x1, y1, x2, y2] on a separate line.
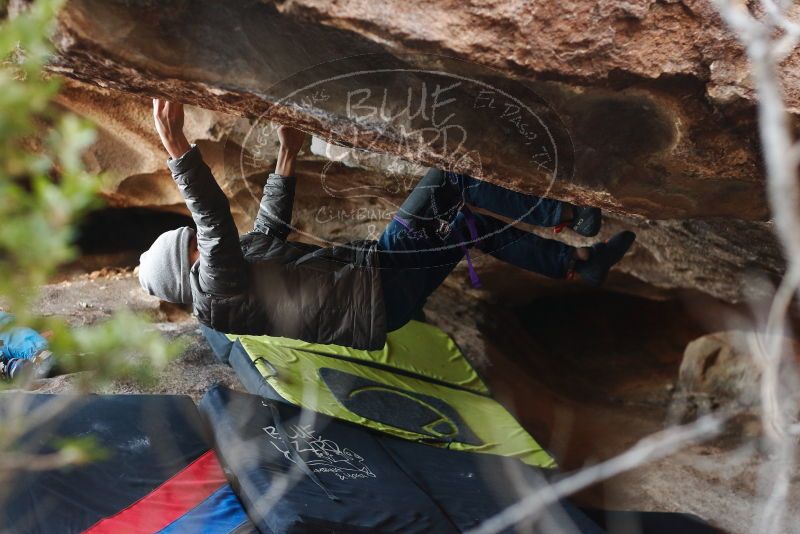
[153, 98, 191, 160]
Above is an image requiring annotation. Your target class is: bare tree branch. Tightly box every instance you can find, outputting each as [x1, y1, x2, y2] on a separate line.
[709, 1, 800, 531]
[467, 415, 723, 534]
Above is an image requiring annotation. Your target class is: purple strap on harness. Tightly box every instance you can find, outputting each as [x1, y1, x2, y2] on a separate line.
[459, 208, 482, 289]
[393, 213, 482, 289]
[393, 215, 412, 229]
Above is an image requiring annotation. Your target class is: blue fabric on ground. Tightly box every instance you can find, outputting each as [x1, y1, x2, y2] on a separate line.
[158, 484, 250, 534]
[0, 312, 48, 360]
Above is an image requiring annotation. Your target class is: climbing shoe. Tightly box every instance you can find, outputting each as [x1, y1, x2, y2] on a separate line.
[574, 231, 636, 287]
[570, 205, 602, 237]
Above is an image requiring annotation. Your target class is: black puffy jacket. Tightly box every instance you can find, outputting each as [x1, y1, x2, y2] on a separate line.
[169, 146, 386, 350]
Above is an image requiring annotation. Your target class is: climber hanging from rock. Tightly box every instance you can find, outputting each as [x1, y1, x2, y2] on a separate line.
[137, 99, 636, 350]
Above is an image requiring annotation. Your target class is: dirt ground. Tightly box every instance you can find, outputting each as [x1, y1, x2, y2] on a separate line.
[31, 268, 241, 402]
[26, 267, 800, 534]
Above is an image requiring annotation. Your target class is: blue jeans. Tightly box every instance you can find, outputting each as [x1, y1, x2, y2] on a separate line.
[378, 169, 573, 331]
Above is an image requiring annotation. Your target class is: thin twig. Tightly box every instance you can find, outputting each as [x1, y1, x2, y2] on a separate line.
[467, 415, 723, 534]
[711, 1, 800, 532]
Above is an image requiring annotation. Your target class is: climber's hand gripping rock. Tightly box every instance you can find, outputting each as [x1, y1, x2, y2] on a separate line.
[152, 98, 192, 160]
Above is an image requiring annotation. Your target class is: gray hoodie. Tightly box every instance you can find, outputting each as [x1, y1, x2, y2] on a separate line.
[138, 226, 196, 304]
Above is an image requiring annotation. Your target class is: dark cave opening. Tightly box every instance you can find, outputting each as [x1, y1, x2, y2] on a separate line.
[467, 289, 742, 472]
[481, 291, 724, 410]
[66, 207, 195, 274]
[76, 207, 196, 255]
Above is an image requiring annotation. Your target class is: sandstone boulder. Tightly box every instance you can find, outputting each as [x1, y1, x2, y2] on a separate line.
[18, 0, 783, 221]
[6, 0, 789, 302]
[677, 330, 800, 412]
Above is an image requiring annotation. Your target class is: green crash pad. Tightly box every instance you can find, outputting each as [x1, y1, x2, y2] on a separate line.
[226, 320, 555, 468]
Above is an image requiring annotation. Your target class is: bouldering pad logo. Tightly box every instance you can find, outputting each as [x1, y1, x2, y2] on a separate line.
[319, 367, 482, 445]
[232, 53, 574, 263]
[262, 422, 376, 481]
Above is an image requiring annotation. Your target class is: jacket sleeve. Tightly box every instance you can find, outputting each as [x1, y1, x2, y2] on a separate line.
[253, 173, 296, 240]
[168, 145, 248, 295]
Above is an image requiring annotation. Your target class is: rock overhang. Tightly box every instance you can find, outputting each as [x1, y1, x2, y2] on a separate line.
[8, 0, 790, 303]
